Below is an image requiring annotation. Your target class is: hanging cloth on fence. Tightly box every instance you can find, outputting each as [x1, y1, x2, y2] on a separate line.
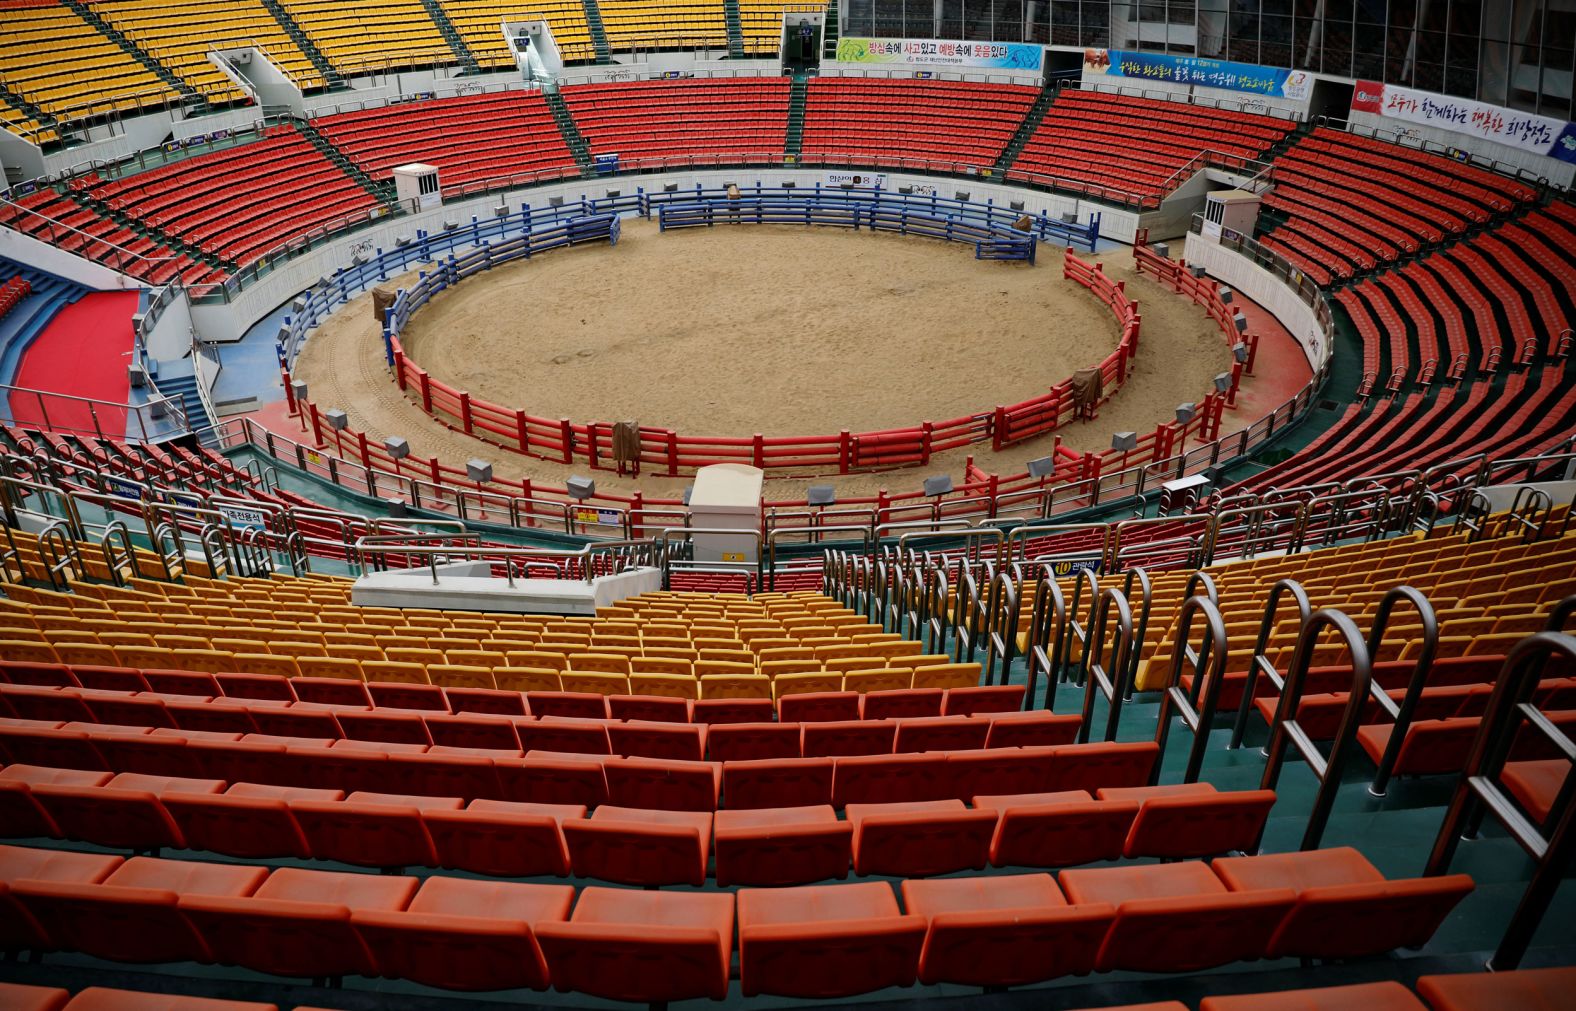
[1071, 368, 1103, 416]
[612, 420, 642, 467]
[372, 288, 397, 327]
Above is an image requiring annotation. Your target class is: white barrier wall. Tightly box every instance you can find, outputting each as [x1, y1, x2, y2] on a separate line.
[1184, 230, 1329, 371]
[0, 223, 137, 291]
[1347, 110, 1574, 191]
[190, 165, 1124, 345]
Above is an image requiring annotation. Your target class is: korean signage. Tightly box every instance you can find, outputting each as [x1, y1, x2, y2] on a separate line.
[1351, 80, 1576, 164]
[835, 37, 1043, 71]
[1086, 48, 1310, 100]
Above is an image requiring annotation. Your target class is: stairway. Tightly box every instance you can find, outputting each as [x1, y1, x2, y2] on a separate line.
[723, 0, 745, 58]
[292, 118, 395, 205]
[67, 187, 233, 272]
[417, 0, 483, 74]
[543, 87, 595, 172]
[258, 0, 346, 89]
[154, 372, 214, 438]
[785, 75, 808, 159]
[580, 0, 613, 64]
[59, 0, 208, 110]
[820, 0, 839, 62]
[992, 82, 1057, 174]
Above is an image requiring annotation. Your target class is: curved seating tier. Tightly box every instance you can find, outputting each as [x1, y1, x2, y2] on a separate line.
[801, 77, 1038, 168]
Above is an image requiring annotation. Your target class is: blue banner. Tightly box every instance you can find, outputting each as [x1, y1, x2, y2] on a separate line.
[1094, 50, 1310, 100]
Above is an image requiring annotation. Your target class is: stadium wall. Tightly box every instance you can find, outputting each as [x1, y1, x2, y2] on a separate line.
[1183, 231, 1328, 371]
[1346, 109, 1575, 191]
[0, 221, 136, 291]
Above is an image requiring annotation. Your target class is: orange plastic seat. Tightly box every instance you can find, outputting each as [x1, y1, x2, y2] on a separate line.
[721, 756, 834, 809]
[536, 887, 734, 1003]
[713, 804, 851, 887]
[901, 872, 1115, 987]
[1416, 966, 1576, 1011]
[1096, 783, 1277, 859]
[1199, 981, 1426, 1010]
[425, 800, 585, 877]
[737, 881, 926, 998]
[846, 799, 996, 876]
[974, 790, 1138, 868]
[562, 806, 712, 886]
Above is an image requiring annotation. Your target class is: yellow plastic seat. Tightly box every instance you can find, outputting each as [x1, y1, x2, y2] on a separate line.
[773, 672, 844, 699]
[493, 667, 562, 694]
[911, 662, 983, 691]
[560, 671, 631, 696]
[699, 674, 773, 700]
[296, 657, 364, 681]
[629, 673, 700, 700]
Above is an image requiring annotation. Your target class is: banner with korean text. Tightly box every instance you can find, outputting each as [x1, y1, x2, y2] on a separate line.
[835, 37, 1043, 71]
[1085, 49, 1311, 100]
[1352, 80, 1576, 164]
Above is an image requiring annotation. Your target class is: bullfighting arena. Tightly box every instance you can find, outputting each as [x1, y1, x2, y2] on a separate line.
[294, 219, 1231, 497]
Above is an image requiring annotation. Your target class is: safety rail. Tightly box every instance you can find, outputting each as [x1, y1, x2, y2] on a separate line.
[1075, 585, 1135, 743]
[1258, 607, 1374, 852]
[353, 532, 659, 585]
[1151, 582, 1228, 784]
[1364, 585, 1441, 797]
[1424, 628, 1576, 971]
[1229, 578, 1314, 750]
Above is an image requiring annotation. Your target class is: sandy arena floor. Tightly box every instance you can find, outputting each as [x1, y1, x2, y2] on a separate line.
[293, 219, 1229, 499]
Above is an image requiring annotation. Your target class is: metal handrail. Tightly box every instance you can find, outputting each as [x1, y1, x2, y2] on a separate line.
[1229, 578, 1314, 750]
[1366, 585, 1441, 797]
[1077, 585, 1135, 744]
[1152, 592, 1230, 784]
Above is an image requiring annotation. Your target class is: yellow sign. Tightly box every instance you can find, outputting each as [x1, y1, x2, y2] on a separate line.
[721, 551, 746, 562]
[305, 451, 322, 465]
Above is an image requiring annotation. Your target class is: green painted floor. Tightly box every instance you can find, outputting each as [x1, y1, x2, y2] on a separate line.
[2, 634, 1571, 1009]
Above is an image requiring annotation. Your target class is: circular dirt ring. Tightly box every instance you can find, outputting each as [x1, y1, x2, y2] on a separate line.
[395, 219, 1121, 439]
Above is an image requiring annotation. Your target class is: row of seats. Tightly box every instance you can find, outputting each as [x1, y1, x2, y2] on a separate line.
[1258, 126, 1538, 283]
[0, 274, 32, 322]
[1009, 88, 1294, 203]
[435, 0, 595, 64]
[313, 90, 577, 190]
[0, 842, 1472, 998]
[0, 4, 179, 124]
[277, 0, 451, 75]
[561, 78, 791, 162]
[81, 126, 381, 267]
[5, 967, 1573, 1011]
[0, 709, 1163, 808]
[1, 760, 1275, 882]
[800, 77, 1039, 167]
[0, 189, 220, 286]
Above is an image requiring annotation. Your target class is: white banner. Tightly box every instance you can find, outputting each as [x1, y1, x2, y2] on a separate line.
[1352, 80, 1576, 164]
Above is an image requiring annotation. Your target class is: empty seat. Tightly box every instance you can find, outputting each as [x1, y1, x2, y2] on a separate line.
[608, 720, 705, 761]
[802, 719, 895, 758]
[974, 790, 1139, 867]
[833, 751, 953, 806]
[1211, 846, 1473, 959]
[425, 799, 584, 877]
[1416, 966, 1576, 1011]
[894, 716, 990, 753]
[536, 888, 735, 1003]
[846, 799, 996, 877]
[707, 721, 801, 761]
[942, 684, 1023, 714]
[604, 756, 719, 811]
[351, 875, 574, 991]
[1199, 981, 1427, 1010]
[976, 710, 1082, 748]
[901, 873, 1115, 987]
[562, 805, 712, 886]
[1097, 783, 1277, 859]
[778, 692, 861, 723]
[64, 989, 279, 1010]
[290, 793, 460, 868]
[713, 804, 851, 886]
[722, 756, 834, 809]
[1059, 861, 1296, 972]
[861, 688, 944, 720]
[0, 983, 67, 1011]
[737, 881, 926, 998]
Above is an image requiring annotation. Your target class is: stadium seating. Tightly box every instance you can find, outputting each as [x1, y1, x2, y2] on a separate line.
[801, 78, 1039, 167]
[435, 0, 595, 64]
[1258, 127, 1539, 283]
[0, 189, 220, 286]
[276, 0, 452, 75]
[89, 0, 324, 103]
[1009, 89, 1295, 203]
[313, 90, 577, 191]
[595, 0, 729, 50]
[562, 77, 790, 163]
[0, 4, 179, 125]
[78, 126, 382, 268]
[739, 0, 808, 53]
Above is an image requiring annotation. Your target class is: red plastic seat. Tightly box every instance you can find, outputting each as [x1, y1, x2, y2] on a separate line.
[974, 790, 1139, 867]
[607, 694, 691, 723]
[1199, 981, 1426, 1010]
[802, 719, 895, 758]
[338, 711, 432, 747]
[1211, 846, 1474, 959]
[290, 793, 460, 868]
[536, 887, 735, 1003]
[1043, 741, 1160, 793]
[562, 805, 712, 886]
[0, 982, 67, 1011]
[608, 720, 706, 761]
[901, 873, 1115, 987]
[860, 688, 943, 720]
[713, 804, 851, 886]
[179, 866, 418, 979]
[13, 856, 265, 964]
[1096, 783, 1277, 859]
[947, 747, 1059, 800]
[975, 710, 1082, 748]
[445, 686, 528, 716]
[494, 754, 608, 806]
[163, 789, 323, 859]
[0, 662, 75, 688]
[518, 718, 611, 755]
[707, 721, 801, 761]
[942, 685, 1024, 715]
[351, 875, 574, 991]
[63, 988, 278, 1010]
[737, 881, 926, 998]
[846, 799, 996, 876]
[722, 756, 834, 809]
[778, 692, 861, 723]
[1059, 861, 1296, 972]
[290, 678, 372, 707]
[366, 682, 447, 711]
[691, 697, 775, 724]
[28, 785, 184, 851]
[215, 673, 297, 703]
[604, 756, 719, 811]
[422, 713, 520, 751]
[425, 799, 584, 877]
[1416, 966, 1576, 1011]
[833, 751, 954, 805]
[526, 691, 609, 719]
[1502, 759, 1566, 822]
[894, 716, 990, 753]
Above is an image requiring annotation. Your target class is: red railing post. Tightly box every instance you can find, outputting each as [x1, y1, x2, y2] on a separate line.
[752, 433, 765, 469]
[418, 370, 432, 413]
[282, 368, 297, 413]
[307, 402, 324, 446]
[991, 405, 1007, 451]
[560, 418, 573, 463]
[459, 392, 473, 434]
[393, 348, 407, 390]
[630, 490, 644, 539]
[838, 429, 851, 474]
[356, 431, 372, 469]
[666, 429, 679, 476]
[515, 410, 529, 453]
[921, 421, 933, 464]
